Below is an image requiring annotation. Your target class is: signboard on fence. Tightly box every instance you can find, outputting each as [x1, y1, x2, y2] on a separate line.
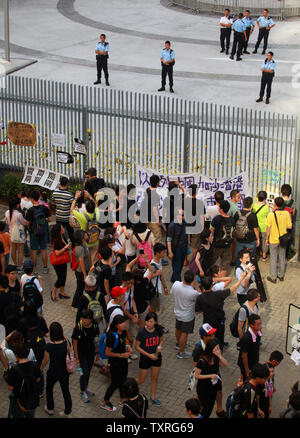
[7, 121, 37, 146]
[136, 165, 250, 212]
[21, 166, 67, 191]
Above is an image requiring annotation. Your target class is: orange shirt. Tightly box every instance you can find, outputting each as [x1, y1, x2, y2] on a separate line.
[0, 232, 11, 255]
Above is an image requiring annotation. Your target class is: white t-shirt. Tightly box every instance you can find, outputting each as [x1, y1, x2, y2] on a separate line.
[144, 259, 162, 294]
[212, 281, 225, 291]
[20, 199, 33, 211]
[170, 281, 199, 322]
[5, 210, 27, 233]
[236, 264, 255, 296]
[206, 205, 219, 222]
[220, 16, 233, 25]
[123, 229, 136, 257]
[106, 300, 124, 331]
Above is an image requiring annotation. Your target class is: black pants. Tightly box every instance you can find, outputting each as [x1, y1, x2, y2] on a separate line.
[220, 28, 231, 51]
[96, 56, 109, 81]
[53, 263, 67, 288]
[46, 373, 72, 415]
[255, 28, 270, 51]
[104, 359, 128, 402]
[79, 351, 95, 392]
[211, 319, 225, 350]
[244, 27, 251, 51]
[196, 382, 218, 418]
[161, 64, 173, 88]
[259, 72, 274, 99]
[72, 270, 85, 308]
[231, 31, 244, 58]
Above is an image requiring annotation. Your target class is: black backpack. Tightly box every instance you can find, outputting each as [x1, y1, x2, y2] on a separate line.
[23, 277, 43, 309]
[31, 205, 48, 236]
[214, 217, 234, 248]
[229, 305, 249, 338]
[13, 363, 40, 412]
[105, 305, 123, 325]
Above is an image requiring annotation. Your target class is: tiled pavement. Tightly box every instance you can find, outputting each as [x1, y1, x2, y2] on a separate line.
[0, 204, 300, 419]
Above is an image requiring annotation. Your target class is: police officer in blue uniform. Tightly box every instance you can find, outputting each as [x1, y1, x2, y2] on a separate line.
[158, 41, 175, 93]
[253, 9, 275, 55]
[256, 51, 276, 104]
[229, 13, 247, 61]
[94, 34, 110, 86]
[242, 10, 255, 54]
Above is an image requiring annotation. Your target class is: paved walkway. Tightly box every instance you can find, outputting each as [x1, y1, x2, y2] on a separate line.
[0, 204, 299, 418]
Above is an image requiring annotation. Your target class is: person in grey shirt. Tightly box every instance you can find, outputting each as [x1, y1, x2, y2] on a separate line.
[237, 288, 260, 339]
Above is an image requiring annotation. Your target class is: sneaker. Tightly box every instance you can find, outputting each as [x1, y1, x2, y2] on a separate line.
[100, 401, 116, 412]
[267, 276, 277, 284]
[59, 411, 71, 418]
[175, 342, 190, 350]
[44, 405, 54, 415]
[129, 353, 138, 360]
[150, 398, 162, 406]
[80, 391, 90, 403]
[86, 388, 95, 397]
[43, 267, 49, 274]
[176, 351, 192, 359]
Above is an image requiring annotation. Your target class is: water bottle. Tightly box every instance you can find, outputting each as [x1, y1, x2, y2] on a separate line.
[77, 367, 84, 376]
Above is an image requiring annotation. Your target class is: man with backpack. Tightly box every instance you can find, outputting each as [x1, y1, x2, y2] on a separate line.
[93, 246, 113, 303]
[144, 243, 168, 314]
[234, 197, 260, 267]
[25, 191, 52, 274]
[105, 286, 127, 331]
[6, 343, 41, 418]
[71, 194, 101, 265]
[226, 363, 270, 418]
[210, 200, 235, 270]
[20, 260, 43, 316]
[76, 275, 106, 327]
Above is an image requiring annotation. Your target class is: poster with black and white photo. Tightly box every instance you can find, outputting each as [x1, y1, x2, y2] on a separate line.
[74, 138, 86, 155]
[57, 151, 74, 164]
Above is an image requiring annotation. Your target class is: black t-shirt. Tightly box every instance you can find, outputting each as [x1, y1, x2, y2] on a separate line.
[133, 278, 149, 314]
[136, 326, 163, 356]
[0, 290, 23, 327]
[84, 177, 105, 198]
[192, 337, 221, 364]
[76, 288, 107, 324]
[122, 394, 148, 418]
[234, 210, 258, 243]
[18, 316, 48, 361]
[72, 322, 99, 356]
[196, 357, 220, 390]
[94, 260, 112, 294]
[106, 331, 127, 364]
[45, 340, 68, 376]
[195, 289, 230, 324]
[238, 381, 259, 418]
[7, 361, 41, 398]
[237, 331, 261, 370]
[8, 279, 21, 296]
[211, 215, 235, 244]
[53, 238, 65, 251]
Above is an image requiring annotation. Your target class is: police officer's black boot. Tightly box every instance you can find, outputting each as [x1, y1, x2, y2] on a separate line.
[266, 98, 270, 104]
[225, 49, 229, 55]
[262, 50, 266, 55]
[170, 86, 174, 93]
[158, 86, 165, 91]
[94, 79, 101, 85]
[106, 80, 110, 86]
[252, 49, 257, 54]
[256, 97, 263, 102]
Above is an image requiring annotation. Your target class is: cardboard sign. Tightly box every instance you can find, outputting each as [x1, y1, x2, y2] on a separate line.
[74, 138, 86, 155]
[7, 121, 37, 146]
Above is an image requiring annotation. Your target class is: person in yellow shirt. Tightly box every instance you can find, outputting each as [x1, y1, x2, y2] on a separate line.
[265, 197, 292, 283]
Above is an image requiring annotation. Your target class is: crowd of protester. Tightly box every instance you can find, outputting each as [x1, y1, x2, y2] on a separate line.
[0, 167, 298, 418]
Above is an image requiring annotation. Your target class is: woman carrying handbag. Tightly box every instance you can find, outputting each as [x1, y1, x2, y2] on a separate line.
[50, 224, 71, 301]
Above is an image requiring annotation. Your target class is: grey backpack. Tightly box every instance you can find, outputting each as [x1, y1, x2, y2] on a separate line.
[235, 211, 251, 240]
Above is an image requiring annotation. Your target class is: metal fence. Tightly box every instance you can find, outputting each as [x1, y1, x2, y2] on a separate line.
[0, 75, 299, 203]
[171, 0, 300, 19]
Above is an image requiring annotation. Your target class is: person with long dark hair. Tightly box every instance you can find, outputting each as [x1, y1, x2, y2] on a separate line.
[135, 312, 164, 406]
[71, 229, 91, 309]
[50, 224, 71, 301]
[41, 322, 72, 417]
[194, 338, 228, 418]
[100, 314, 131, 412]
[5, 196, 27, 271]
[18, 301, 49, 397]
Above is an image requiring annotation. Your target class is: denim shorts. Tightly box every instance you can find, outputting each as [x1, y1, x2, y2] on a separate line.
[30, 232, 48, 250]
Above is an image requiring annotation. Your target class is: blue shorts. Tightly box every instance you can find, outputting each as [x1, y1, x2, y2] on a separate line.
[30, 233, 48, 250]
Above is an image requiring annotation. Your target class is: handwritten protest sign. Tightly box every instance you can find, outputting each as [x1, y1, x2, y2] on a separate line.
[7, 121, 37, 146]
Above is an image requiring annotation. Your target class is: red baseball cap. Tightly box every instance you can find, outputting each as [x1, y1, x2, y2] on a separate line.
[111, 286, 127, 298]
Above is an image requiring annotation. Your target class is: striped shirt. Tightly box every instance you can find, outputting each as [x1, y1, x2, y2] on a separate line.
[52, 187, 74, 222]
